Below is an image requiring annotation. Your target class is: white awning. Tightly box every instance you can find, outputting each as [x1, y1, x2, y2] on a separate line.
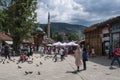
[5, 41, 13, 44]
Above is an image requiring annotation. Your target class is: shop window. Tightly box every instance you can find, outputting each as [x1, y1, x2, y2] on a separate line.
[112, 33, 120, 50]
[103, 34, 109, 37]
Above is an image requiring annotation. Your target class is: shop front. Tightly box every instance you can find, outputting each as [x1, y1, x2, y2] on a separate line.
[111, 23, 120, 51]
[101, 27, 110, 56]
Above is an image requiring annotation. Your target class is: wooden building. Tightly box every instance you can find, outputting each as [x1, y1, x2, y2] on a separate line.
[83, 16, 120, 56]
[83, 25, 102, 56]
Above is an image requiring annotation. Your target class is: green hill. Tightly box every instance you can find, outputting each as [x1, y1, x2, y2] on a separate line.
[40, 22, 87, 34]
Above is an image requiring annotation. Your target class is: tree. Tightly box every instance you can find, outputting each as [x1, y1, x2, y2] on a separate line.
[0, 0, 7, 32]
[53, 32, 63, 42]
[0, 10, 5, 32]
[0, 0, 37, 53]
[66, 32, 79, 41]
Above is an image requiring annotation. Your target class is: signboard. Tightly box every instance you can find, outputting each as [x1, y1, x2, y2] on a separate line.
[102, 37, 110, 42]
[102, 27, 109, 34]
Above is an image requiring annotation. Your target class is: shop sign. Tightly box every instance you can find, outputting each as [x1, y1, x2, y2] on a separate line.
[102, 27, 109, 34]
[102, 37, 110, 42]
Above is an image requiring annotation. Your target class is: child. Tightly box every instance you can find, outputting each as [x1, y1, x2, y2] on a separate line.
[53, 53, 57, 62]
[18, 51, 28, 63]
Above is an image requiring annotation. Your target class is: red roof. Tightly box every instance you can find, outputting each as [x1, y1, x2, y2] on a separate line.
[0, 33, 12, 41]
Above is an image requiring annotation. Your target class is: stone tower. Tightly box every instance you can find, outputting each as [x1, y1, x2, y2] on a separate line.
[47, 12, 50, 38]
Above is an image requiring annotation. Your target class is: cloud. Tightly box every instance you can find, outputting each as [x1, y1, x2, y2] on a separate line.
[36, 0, 120, 26]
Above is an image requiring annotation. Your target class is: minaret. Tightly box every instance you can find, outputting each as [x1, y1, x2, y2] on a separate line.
[48, 12, 50, 38]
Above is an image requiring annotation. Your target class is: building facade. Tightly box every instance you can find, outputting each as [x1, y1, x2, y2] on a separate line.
[111, 23, 120, 50]
[83, 16, 120, 56]
[83, 26, 102, 56]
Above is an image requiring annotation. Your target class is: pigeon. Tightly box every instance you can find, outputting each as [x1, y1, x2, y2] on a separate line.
[37, 71, 41, 75]
[2, 61, 5, 64]
[25, 71, 29, 75]
[40, 62, 43, 65]
[32, 58, 34, 60]
[18, 66, 22, 69]
[12, 60, 15, 62]
[28, 61, 33, 64]
[36, 64, 39, 67]
[0, 60, 2, 63]
[29, 71, 33, 74]
[44, 58, 46, 60]
[7, 61, 9, 63]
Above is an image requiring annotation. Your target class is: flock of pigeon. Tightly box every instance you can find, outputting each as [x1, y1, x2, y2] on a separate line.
[0, 54, 54, 76]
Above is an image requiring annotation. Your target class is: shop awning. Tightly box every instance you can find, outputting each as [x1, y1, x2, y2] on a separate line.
[5, 41, 13, 44]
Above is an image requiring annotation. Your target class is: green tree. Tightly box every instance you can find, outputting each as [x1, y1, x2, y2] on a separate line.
[53, 32, 63, 42]
[0, 0, 37, 53]
[0, 10, 5, 32]
[66, 32, 79, 41]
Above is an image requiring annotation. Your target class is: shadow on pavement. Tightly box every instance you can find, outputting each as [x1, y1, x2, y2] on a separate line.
[89, 56, 120, 68]
[109, 66, 117, 70]
[66, 70, 84, 74]
[88, 56, 112, 66]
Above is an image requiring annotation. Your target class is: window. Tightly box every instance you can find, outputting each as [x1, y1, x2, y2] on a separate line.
[103, 33, 109, 37]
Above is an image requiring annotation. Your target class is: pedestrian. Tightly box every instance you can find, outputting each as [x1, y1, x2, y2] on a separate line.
[110, 47, 120, 67]
[59, 48, 64, 61]
[27, 46, 31, 57]
[74, 46, 82, 71]
[105, 48, 109, 59]
[88, 48, 92, 57]
[4, 45, 11, 60]
[17, 51, 28, 63]
[91, 47, 95, 57]
[53, 53, 57, 62]
[1, 46, 5, 56]
[52, 48, 58, 62]
[30, 46, 33, 56]
[82, 48, 88, 70]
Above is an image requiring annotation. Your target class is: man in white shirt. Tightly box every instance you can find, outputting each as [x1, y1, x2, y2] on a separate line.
[59, 48, 64, 61]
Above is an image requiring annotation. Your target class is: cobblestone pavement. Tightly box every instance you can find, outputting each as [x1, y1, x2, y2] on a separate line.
[0, 54, 120, 80]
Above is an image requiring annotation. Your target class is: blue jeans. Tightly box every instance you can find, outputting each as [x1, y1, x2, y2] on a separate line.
[111, 56, 120, 66]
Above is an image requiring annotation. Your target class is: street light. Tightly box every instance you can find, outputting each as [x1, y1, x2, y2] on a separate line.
[107, 24, 112, 59]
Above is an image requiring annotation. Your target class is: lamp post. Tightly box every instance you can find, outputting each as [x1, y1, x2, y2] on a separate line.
[107, 24, 112, 59]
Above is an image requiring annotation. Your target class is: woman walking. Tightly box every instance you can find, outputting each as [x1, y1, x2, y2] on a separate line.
[74, 46, 82, 71]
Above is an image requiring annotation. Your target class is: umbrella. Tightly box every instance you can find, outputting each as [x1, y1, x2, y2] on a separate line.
[52, 42, 63, 46]
[61, 42, 67, 46]
[47, 44, 52, 46]
[67, 42, 78, 46]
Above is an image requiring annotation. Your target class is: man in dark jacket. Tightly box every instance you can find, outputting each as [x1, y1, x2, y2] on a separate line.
[82, 48, 88, 70]
[4, 45, 11, 60]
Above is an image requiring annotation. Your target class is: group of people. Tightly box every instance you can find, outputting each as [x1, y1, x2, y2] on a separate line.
[87, 47, 95, 57]
[18, 45, 33, 63]
[0, 45, 11, 60]
[38, 44, 88, 71]
[0, 44, 33, 63]
[52, 47, 66, 62]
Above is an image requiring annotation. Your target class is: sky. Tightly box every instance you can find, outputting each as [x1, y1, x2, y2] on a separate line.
[36, 0, 120, 26]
